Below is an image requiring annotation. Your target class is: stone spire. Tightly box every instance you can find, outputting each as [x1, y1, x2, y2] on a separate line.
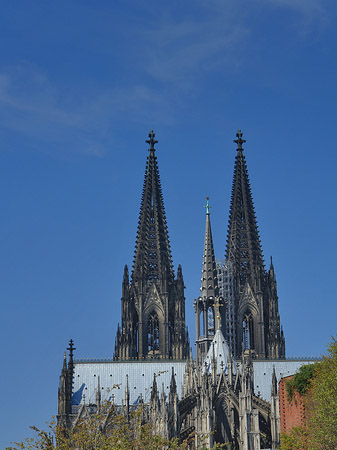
[225, 130, 285, 359]
[114, 131, 189, 360]
[66, 339, 75, 410]
[132, 130, 174, 286]
[226, 130, 264, 290]
[57, 341, 75, 428]
[201, 197, 218, 299]
[195, 198, 222, 363]
[57, 352, 68, 420]
[271, 366, 278, 396]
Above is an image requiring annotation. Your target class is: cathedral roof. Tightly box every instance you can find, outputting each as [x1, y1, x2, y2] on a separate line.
[204, 329, 234, 375]
[71, 360, 187, 408]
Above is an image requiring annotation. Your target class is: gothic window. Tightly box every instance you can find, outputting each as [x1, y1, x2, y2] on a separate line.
[168, 323, 173, 352]
[148, 312, 159, 352]
[133, 323, 139, 354]
[200, 310, 204, 336]
[243, 312, 254, 351]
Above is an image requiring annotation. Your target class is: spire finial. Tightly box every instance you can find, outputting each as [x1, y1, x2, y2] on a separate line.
[146, 129, 158, 152]
[233, 129, 246, 151]
[67, 339, 76, 358]
[214, 297, 222, 331]
[205, 196, 211, 215]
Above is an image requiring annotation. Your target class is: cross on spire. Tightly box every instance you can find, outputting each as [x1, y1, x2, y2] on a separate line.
[214, 297, 222, 331]
[146, 129, 158, 152]
[233, 129, 246, 151]
[67, 339, 76, 358]
[204, 196, 211, 215]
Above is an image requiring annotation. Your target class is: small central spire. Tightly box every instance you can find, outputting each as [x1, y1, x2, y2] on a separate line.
[233, 129, 246, 151]
[146, 129, 158, 152]
[205, 196, 211, 215]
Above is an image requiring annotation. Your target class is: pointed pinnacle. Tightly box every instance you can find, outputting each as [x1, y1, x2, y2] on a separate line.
[146, 130, 158, 152]
[233, 129, 246, 151]
[204, 196, 211, 215]
[62, 352, 67, 371]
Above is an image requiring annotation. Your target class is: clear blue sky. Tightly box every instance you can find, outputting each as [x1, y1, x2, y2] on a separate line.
[1, 0, 336, 447]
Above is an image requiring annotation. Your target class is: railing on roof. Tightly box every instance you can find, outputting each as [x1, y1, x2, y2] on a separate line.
[73, 357, 189, 363]
[73, 355, 321, 364]
[253, 355, 321, 361]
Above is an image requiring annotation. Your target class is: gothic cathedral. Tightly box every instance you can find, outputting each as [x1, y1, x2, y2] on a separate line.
[58, 130, 299, 450]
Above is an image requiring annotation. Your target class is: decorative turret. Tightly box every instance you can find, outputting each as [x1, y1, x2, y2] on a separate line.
[114, 131, 189, 360]
[266, 258, 286, 358]
[57, 352, 68, 419]
[122, 265, 129, 297]
[125, 374, 130, 421]
[270, 366, 281, 448]
[225, 130, 285, 359]
[168, 367, 179, 438]
[96, 376, 101, 412]
[150, 373, 160, 412]
[57, 339, 76, 428]
[67, 339, 75, 405]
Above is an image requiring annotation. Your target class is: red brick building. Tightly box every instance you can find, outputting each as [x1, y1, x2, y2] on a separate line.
[279, 375, 306, 432]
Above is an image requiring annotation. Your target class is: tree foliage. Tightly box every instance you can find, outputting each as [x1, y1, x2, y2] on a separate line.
[6, 406, 230, 450]
[281, 336, 337, 450]
[6, 409, 188, 450]
[280, 426, 308, 450]
[285, 363, 317, 402]
[306, 336, 337, 450]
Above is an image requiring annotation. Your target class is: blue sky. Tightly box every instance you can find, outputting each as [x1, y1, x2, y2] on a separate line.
[1, 0, 337, 447]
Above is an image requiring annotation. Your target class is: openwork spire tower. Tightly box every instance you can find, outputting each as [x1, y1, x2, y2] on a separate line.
[115, 131, 189, 360]
[132, 130, 174, 286]
[226, 130, 264, 291]
[224, 130, 285, 359]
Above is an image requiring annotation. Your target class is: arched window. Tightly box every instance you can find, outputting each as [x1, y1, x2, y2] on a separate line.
[133, 323, 139, 354]
[243, 312, 254, 351]
[148, 312, 159, 352]
[200, 309, 204, 336]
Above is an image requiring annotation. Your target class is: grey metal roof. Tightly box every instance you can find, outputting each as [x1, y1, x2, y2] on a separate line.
[72, 358, 318, 407]
[72, 360, 187, 406]
[252, 359, 317, 402]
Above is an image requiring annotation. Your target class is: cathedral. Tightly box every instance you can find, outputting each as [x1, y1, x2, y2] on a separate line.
[58, 130, 313, 449]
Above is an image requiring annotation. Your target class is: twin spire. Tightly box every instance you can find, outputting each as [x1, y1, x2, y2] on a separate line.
[132, 130, 174, 285]
[226, 129, 264, 289]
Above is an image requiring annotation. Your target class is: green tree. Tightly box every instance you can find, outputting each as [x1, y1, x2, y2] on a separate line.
[7, 409, 232, 450]
[285, 363, 317, 402]
[281, 336, 337, 450]
[6, 408, 189, 450]
[280, 426, 308, 450]
[306, 336, 337, 450]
